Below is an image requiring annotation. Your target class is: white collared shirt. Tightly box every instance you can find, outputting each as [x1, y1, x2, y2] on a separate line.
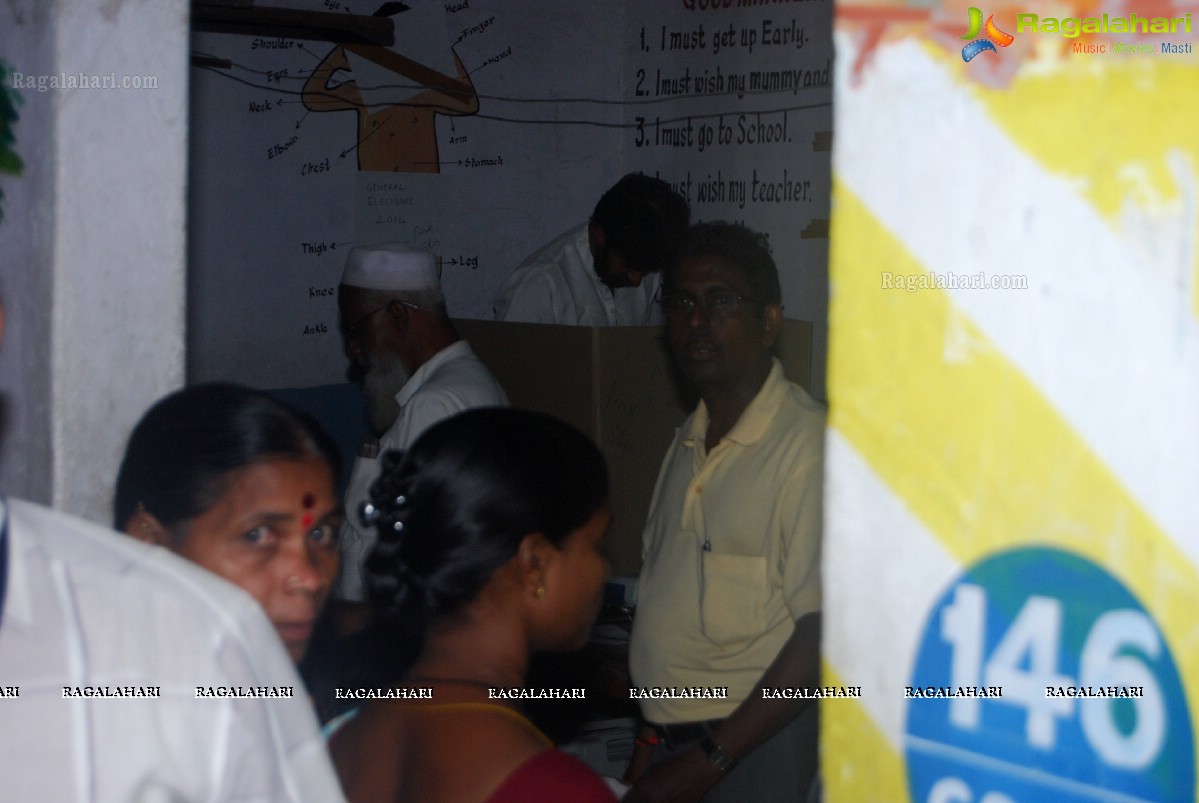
[0, 498, 345, 802]
[335, 340, 509, 601]
[493, 224, 664, 327]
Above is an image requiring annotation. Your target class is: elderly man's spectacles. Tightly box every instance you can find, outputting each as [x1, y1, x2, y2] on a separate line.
[340, 300, 419, 339]
[659, 290, 760, 319]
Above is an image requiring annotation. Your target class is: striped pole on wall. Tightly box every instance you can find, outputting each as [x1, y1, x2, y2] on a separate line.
[826, 2, 1199, 800]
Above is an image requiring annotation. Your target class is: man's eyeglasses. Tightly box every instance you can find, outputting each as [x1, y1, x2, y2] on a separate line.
[658, 290, 760, 319]
[340, 300, 419, 339]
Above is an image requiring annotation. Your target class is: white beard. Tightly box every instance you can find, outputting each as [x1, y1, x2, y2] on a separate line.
[362, 351, 411, 434]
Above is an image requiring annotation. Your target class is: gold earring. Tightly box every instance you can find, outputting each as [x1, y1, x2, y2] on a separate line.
[534, 586, 545, 599]
[135, 502, 153, 532]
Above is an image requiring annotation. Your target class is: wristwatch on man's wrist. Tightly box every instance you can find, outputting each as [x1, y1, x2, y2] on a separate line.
[698, 733, 737, 774]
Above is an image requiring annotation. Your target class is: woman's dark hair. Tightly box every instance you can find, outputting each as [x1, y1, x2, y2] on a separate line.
[113, 383, 341, 532]
[363, 407, 608, 638]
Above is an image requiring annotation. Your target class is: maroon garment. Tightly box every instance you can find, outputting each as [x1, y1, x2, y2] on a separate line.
[485, 750, 618, 803]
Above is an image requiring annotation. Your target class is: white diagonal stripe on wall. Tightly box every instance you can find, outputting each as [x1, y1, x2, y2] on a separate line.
[833, 32, 1199, 551]
[824, 429, 961, 752]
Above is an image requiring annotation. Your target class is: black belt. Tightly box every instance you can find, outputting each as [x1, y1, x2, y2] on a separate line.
[652, 719, 723, 750]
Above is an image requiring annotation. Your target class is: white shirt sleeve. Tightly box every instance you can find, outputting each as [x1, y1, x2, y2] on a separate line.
[0, 499, 346, 803]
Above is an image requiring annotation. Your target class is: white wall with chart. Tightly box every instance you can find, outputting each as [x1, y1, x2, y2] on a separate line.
[187, 0, 833, 394]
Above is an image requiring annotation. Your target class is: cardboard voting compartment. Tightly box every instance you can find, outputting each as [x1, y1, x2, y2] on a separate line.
[455, 319, 813, 575]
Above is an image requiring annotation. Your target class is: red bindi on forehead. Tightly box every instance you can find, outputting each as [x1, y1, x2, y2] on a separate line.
[301, 493, 316, 529]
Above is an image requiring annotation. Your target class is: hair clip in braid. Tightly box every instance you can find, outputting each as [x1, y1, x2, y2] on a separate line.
[360, 492, 410, 528]
[360, 500, 382, 526]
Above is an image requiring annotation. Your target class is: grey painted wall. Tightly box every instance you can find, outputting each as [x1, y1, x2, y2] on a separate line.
[0, 0, 189, 523]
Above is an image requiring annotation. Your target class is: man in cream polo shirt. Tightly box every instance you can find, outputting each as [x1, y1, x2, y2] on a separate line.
[626, 223, 824, 802]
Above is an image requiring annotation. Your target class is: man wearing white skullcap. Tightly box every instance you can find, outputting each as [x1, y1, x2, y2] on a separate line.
[335, 243, 508, 602]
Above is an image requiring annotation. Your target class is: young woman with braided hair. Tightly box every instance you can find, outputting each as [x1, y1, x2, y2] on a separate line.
[329, 407, 618, 802]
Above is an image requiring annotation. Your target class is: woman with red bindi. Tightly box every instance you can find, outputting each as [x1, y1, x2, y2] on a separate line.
[114, 384, 343, 664]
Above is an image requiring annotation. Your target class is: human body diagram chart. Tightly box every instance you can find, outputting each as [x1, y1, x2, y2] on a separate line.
[301, 3, 479, 174]
[188, 0, 833, 390]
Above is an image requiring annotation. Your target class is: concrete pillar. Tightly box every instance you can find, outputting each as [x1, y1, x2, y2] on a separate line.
[825, 3, 1199, 801]
[0, 0, 188, 523]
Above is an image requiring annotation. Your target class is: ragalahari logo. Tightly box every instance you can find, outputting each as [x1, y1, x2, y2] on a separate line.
[961, 7, 1015, 61]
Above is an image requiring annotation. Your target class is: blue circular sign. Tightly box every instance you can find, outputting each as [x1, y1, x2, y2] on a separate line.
[905, 547, 1192, 802]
